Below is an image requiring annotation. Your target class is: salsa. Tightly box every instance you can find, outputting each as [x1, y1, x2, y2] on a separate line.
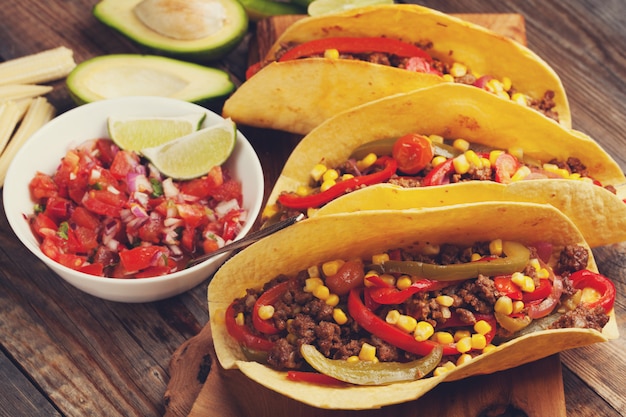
[28, 138, 246, 278]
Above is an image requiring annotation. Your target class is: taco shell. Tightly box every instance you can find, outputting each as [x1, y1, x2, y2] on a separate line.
[223, 4, 571, 133]
[208, 202, 617, 409]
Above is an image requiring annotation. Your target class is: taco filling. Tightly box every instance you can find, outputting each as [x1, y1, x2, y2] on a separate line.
[225, 239, 614, 385]
[267, 133, 618, 219]
[249, 36, 558, 122]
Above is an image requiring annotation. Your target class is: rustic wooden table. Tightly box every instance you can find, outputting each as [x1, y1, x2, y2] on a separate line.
[0, 1, 624, 416]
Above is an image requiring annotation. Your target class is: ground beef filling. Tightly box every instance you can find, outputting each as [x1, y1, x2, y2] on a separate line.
[232, 243, 609, 371]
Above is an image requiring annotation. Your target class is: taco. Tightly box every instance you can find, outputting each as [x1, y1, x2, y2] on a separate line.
[262, 83, 626, 247]
[223, 4, 571, 134]
[208, 203, 617, 409]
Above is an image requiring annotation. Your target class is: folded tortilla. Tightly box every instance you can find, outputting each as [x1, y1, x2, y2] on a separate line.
[223, 4, 571, 134]
[208, 202, 617, 409]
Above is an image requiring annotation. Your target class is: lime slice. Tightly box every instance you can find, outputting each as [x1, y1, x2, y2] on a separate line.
[307, 0, 393, 16]
[107, 113, 207, 151]
[141, 118, 237, 180]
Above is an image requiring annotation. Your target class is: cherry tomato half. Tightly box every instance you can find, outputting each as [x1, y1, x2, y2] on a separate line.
[392, 133, 434, 175]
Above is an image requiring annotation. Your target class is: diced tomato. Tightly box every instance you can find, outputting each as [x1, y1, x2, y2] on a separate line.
[29, 172, 58, 200]
[110, 150, 139, 180]
[134, 265, 173, 278]
[70, 206, 100, 230]
[177, 203, 208, 229]
[95, 139, 117, 167]
[67, 226, 99, 253]
[202, 238, 220, 254]
[58, 252, 87, 270]
[79, 262, 105, 276]
[181, 226, 197, 253]
[179, 166, 224, 198]
[41, 235, 66, 262]
[137, 215, 163, 243]
[119, 245, 164, 272]
[82, 189, 126, 217]
[31, 213, 58, 238]
[212, 179, 243, 204]
[44, 196, 72, 222]
[494, 153, 520, 184]
[392, 133, 434, 175]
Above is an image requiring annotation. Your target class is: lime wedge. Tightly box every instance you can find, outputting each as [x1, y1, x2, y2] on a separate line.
[307, 0, 393, 16]
[141, 118, 237, 180]
[107, 113, 206, 151]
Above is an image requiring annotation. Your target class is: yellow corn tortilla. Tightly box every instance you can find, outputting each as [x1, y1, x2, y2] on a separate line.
[223, 4, 571, 134]
[208, 202, 617, 410]
[264, 83, 626, 246]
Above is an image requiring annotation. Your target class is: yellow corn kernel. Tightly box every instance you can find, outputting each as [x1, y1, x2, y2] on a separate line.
[359, 343, 377, 361]
[489, 149, 504, 166]
[235, 312, 245, 326]
[464, 150, 483, 168]
[480, 157, 491, 169]
[414, 321, 435, 342]
[346, 355, 359, 363]
[306, 207, 319, 218]
[324, 48, 340, 59]
[431, 155, 447, 167]
[258, 305, 275, 320]
[322, 168, 339, 182]
[262, 204, 279, 219]
[304, 277, 324, 293]
[569, 172, 582, 180]
[511, 92, 527, 106]
[432, 331, 454, 344]
[364, 270, 379, 287]
[495, 296, 514, 315]
[470, 253, 482, 262]
[358, 153, 377, 170]
[440, 306, 452, 319]
[512, 272, 535, 293]
[295, 185, 312, 196]
[320, 179, 336, 192]
[421, 242, 441, 255]
[442, 74, 455, 82]
[543, 163, 560, 174]
[286, 333, 298, 344]
[496, 90, 510, 100]
[436, 295, 454, 307]
[529, 258, 541, 271]
[537, 268, 550, 279]
[379, 273, 396, 286]
[333, 308, 348, 325]
[510, 166, 531, 182]
[454, 329, 471, 342]
[474, 320, 492, 335]
[322, 260, 345, 276]
[581, 287, 602, 305]
[471, 333, 487, 350]
[502, 76, 512, 91]
[341, 173, 355, 181]
[313, 284, 330, 300]
[396, 315, 418, 333]
[307, 265, 320, 278]
[396, 275, 413, 290]
[456, 336, 473, 353]
[483, 343, 497, 354]
[428, 134, 444, 144]
[512, 300, 525, 314]
[453, 154, 470, 175]
[325, 293, 340, 307]
[434, 361, 457, 376]
[372, 253, 389, 264]
[557, 168, 570, 178]
[386, 309, 401, 325]
[457, 353, 473, 366]
[453, 138, 470, 151]
[449, 62, 467, 78]
[489, 239, 503, 256]
[310, 163, 327, 182]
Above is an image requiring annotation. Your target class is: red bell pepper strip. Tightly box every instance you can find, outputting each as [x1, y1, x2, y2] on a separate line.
[569, 269, 616, 313]
[252, 280, 294, 334]
[494, 276, 523, 300]
[367, 277, 462, 305]
[225, 302, 274, 352]
[286, 371, 347, 386]
[494, 153, 520, 183]
[422, 158, 455, 186]
[348, 289, 458, 356]
[437, 312, 497, 347]
[522, 279, 553, 303]
[278, 156, 398, 209]
[278, 37, 433, 63]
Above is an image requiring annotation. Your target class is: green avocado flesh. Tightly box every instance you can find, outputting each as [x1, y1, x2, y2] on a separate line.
[66, 54, 235, 105]
[93, 0, 248, 61]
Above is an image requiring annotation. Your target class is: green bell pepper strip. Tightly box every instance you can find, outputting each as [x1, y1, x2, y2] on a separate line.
[277, 156, 398, 210]
[350, 137, 461, 161]
[300, 343, 443, 385]
[278, 37, 433, 63]
[569, 269, 616, 313]
[378, 241, 530, 281]
[225, 302, 274, 352]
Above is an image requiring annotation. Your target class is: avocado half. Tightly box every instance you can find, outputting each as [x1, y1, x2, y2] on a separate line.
[66, 54, 235, 105]
[93, 0, 248, 61]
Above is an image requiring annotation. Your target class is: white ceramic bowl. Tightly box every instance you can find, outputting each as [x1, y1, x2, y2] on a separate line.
[3, 96, 264, 303]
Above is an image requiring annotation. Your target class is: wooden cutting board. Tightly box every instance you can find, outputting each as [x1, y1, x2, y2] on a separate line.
[164, 13, 567, 417]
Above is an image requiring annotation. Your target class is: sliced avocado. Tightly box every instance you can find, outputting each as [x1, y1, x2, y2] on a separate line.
[66, 54, 235, 105]
[93, 0, 248, 61]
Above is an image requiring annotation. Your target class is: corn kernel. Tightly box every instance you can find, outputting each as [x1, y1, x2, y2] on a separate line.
[457, 353, 473, 366]
[529, 258, 541, 271]
[486, 78, 504, 93]
[471, 333, 487, 350]
[396, 315, 418, 333]
[557, 168, 570, 178]
[414, 321, 435, 341]
[442, 74, 455, 83]
[436, 295, 454, 307]
[322, 260, 344, 276]
[569, 172, 581, 180]
[489, 239, 503, 256]
[313, 284, 330, 300]
[421, 242, 441, 255]
[386, 309, 401, 325]
[456, 336, 473, 353]
[359, 343, 377, 361]
[537, 268, 550, 279]
[379, 273, 396, 286]
[333, 308, 348, 325]
[371, 253, 389, 264]
[295, 185, 311, 197]
[306, 207, 318, 218]
[512, 300, 525, 314]
[543, 163, 559, 173]
[510, 166, 531, 182]
[465, 150, 483, 168]
[481, 157, 491, 169]
[512, 272, 535, 293]
[262, 204, 279, 219]
[432, 331, 454, 344]
[346, 355, 359, 363]
[489, 150, 504, 166]
[453, 154, 470, 175]
[258, 305, 275, 320]
[474, 320, 492, 335]
[310, 163, 327, 182]
[322, 169, 339, 183]
[502, 76, 512, 91]
[431, 155, 447, 167]
[470, 253, 482, 262]
[495, 296, 514, 315]
[364, 270, 379, 287]
[454, 329, 471, 342]
[358, 153, 377, 170]
[496, 90, 510, 100]
[581, 287, 602, 305]
[396, 275, 413, 290]
[449, 62, 467, 78]
[511, 92, 527, 106]
[453, 138, 470, 151]
[235, 312, 245, 326]
[324, 48, 340, 59]
[440, 306, 452, 319]
[341, 173, 355, 181]
[428, 134, 444, 144]
[304, 277, 324, 293]
[307, 265, 320, 278]
[320, 179, 336, 192]
[325, 293, 340, 307]
[434, 361, 457, 376]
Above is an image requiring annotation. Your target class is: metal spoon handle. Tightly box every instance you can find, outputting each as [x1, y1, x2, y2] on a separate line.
[188, 213, 304, 267]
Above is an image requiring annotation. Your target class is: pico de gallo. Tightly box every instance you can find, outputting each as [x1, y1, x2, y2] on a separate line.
[270, 133, 618, 217]
[28, 138, 246, 278]
[226, 239, 614, 385]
